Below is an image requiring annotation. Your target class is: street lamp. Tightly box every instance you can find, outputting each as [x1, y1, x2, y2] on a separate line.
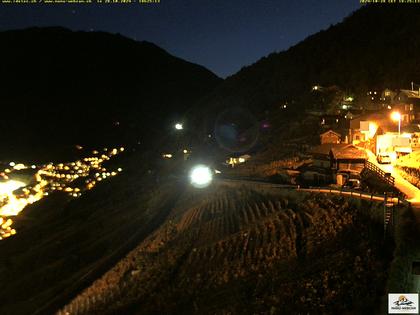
[391, 111, 401, 135]
[175, 123, 183, 130]
[189, 165, 213, 188]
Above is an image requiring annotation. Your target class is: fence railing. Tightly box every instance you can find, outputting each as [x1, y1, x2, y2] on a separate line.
[219, 177, 410, 207]
[302, 186, 410, 207]
[364, 160, 395, 186]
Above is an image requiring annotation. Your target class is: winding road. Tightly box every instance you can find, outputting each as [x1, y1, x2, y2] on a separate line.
[365, 150, 420, 215]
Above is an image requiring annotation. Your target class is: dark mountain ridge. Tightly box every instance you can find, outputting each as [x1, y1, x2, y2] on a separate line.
[190, 5, 420, 136]
[0, 27, 221, 159]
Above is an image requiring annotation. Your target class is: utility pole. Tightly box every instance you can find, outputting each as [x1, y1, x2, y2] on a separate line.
[412, 81, 414, 91]
[383, 192, 393, 239]
[384, 193, 387, 239]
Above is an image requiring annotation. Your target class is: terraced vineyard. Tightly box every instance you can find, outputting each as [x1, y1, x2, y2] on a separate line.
[396, 152, 420, 189]
[58, 184, 391, 315]
[397, 166, 420, 190]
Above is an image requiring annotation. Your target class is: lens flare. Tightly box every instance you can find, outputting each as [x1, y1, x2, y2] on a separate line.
[190, 165, 213, 188]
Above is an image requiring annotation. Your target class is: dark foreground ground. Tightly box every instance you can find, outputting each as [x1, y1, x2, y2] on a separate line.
[57, 183, 394, 315]
[0, 149, 186, 315]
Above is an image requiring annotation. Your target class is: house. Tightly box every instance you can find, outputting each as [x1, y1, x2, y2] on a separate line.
[310, 143, 349, 169]
[226, 154, 251, 167]
[376, 133, 413, 157]
[381, 88, 397, 104]
[412, 132, 420, 151]
[348, 113, 384, 144]
[309, 143, 367, 184]
[330, 144, 367, 173]
[320, 130, 341, 144]
[393, 89, 420, 123]
[300, 166, 331, 185]
[364, 90, 383, 111]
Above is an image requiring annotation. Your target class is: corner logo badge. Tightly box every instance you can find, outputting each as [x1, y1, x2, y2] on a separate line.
[389, 293, 419, 314]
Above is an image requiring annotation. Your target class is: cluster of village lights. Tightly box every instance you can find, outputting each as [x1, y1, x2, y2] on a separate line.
[0, 147, 125, 240]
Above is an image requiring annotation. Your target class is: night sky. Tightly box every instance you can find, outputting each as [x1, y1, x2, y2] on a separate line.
[0, 0, 361, 77]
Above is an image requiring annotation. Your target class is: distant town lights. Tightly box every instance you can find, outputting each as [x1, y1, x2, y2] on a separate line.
[0, 180, 25, 195]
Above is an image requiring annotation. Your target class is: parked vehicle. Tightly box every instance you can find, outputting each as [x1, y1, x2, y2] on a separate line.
[377, 152, 391, 164]
[346, 178, 361, 189]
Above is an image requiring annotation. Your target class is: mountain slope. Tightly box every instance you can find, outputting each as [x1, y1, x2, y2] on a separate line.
[59, 184, 392, 315]
[191, 5, 420, 134]
[0, 27, 221, 157]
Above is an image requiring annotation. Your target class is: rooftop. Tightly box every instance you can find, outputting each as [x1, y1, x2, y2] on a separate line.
[311, 143, 367, 160]
[311, 143, 350, 156]
[400, 89, 420, 99]
[331, 145, 367, 160]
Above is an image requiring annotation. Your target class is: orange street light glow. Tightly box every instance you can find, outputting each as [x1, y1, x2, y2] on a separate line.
[391, 111, 401, 122]
[368, 122, 378, 139]
[391, 111, 401, 134]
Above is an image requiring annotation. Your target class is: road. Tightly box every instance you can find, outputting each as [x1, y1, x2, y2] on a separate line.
[365, 150, 420, 211]
[366, 149, 420, 294]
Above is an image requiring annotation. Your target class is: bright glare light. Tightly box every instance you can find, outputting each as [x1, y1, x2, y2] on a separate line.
[190, 165, 213, 188]
[175, 123, 183, 130]
[391, 111, 401, 122]
[0, 180, 32, 217]
[13, 163, 27, 171]
[0, 180, 25, 195]
[368, 122, 378, 139]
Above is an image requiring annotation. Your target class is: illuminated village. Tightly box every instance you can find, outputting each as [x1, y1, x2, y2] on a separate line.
[0, 147, 124, 240]
[304, 85, 420, 201]
[2, 5, 420, 315]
